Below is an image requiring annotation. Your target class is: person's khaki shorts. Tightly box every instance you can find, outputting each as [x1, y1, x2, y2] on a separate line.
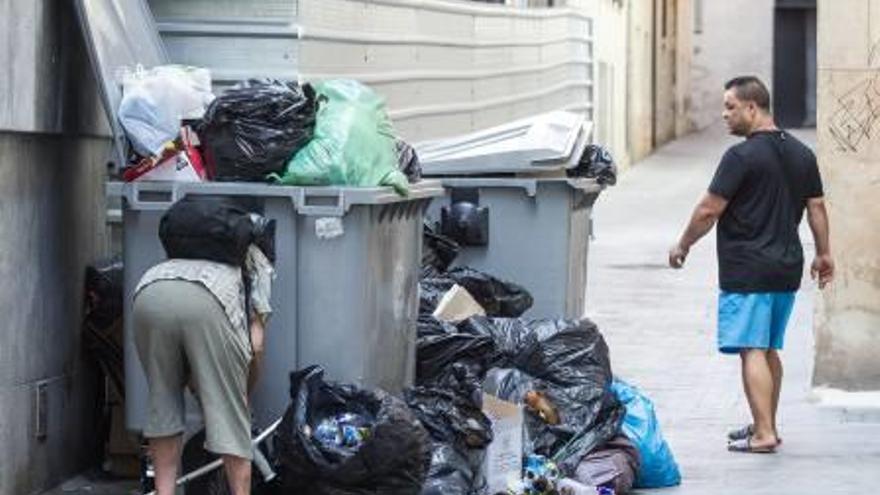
[134, 279, 253, 459]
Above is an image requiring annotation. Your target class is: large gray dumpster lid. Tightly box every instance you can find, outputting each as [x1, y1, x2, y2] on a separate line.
[74, 0, 168, 168]
[415, 111, 593, 176]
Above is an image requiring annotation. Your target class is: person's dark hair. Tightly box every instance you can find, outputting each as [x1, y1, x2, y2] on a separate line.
[724, 76, 771, 111]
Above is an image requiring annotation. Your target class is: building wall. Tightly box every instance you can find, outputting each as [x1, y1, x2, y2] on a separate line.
[0, 1, 110, 493]
[813, 0, 880, 390]
[151, 0, 596, 144]
[689, 0, 774, 130]
[627, 0, 654, 162]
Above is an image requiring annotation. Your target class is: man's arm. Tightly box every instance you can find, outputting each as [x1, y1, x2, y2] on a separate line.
[806, 197, 834, 288]
[669, 192, 729, 268]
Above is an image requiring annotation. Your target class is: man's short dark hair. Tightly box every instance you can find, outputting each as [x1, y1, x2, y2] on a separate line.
[724, 76, 771, 111]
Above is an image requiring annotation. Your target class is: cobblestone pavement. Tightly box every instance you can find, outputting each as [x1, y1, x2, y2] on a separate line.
[586, 125, 880, 494]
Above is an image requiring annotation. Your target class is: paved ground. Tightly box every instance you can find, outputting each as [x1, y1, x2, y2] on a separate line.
[586, 124, 880, 494]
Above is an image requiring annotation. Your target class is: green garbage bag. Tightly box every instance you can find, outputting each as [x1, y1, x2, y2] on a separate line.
[270, 79, 409, 196]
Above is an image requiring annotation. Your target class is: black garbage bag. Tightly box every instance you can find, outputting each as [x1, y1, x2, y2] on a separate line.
[415, 315, 493, 405]
[465, 317, 625, 474]
[404, 386, 492, 495]
[199, 79, 316, 182]
[275, 366, 431, 495]
[421, 222, 460, 276]
[567, 144, 616, 186]
[84, 256, 124, 331]
[419, 443, 484, 495]
[445, 267, 533, 317]
[404, 387, 493, 452]
[396, 139, 422, 183]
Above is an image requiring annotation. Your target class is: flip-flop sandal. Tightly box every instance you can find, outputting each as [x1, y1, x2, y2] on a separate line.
[727, 436, 777, 454]
[728, 424, 783, 444]
[727, 424, 753, 441]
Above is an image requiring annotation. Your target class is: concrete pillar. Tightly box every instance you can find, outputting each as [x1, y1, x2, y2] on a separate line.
[0, 0, 111, 493]
[814, 0, 880, 390]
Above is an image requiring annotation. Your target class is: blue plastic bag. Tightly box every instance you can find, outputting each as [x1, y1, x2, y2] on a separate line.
[611, 379, 681, 488]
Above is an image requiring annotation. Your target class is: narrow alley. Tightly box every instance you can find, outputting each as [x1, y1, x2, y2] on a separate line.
[587, 125, 880, 494]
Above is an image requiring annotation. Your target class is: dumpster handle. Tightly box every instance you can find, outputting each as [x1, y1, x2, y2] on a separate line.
[294, 189, 347, 216]
[126, 184, 179, 211]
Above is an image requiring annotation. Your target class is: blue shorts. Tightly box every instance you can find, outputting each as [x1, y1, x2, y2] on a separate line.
[717, 291, 796, 354]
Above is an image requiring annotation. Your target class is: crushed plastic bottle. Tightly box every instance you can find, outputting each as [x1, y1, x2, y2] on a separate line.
[311, 413, 372, 451]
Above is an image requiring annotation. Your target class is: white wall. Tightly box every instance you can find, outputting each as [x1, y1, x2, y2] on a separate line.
[152, 0, 596, 143]
[689, 0, 774, 129]
[297, 0, 596, 141]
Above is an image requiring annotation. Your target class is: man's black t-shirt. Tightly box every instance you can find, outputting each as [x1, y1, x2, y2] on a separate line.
[708, 130, 823, 292]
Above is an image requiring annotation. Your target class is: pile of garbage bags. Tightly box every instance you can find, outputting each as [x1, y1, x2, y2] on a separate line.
[163, 216, 677, 495]
[407, 226, 680, 495]
[116, 67, 421, 194]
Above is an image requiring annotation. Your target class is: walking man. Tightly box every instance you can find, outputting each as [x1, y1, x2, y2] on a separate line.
[668, 76, 834, 453]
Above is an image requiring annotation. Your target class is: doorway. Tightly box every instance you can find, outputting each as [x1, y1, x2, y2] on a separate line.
[773, 0, 817, 128]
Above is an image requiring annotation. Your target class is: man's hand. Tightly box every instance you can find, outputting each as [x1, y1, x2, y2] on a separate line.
[811, 254, 835, 289]
[669, 244, 689, 269]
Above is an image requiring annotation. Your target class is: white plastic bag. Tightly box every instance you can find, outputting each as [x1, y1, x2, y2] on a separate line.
[117, 65, 215, 157]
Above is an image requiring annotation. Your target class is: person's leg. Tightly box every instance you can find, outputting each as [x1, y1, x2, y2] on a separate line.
[767, 349, 783, 438]
[133, 283, 189, 492]
[739, 349, 778, 448]
[149, 434, 183, 495]
[223, 455, 252, 495]
[766, 292, 795, 440]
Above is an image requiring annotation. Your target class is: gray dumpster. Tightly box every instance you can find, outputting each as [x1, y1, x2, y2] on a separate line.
[111, 181, 443, 430]
[418, 112, 602, 318]
[75, 0, 445, 431]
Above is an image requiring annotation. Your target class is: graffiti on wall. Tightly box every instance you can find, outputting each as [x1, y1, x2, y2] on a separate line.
[828, 73, 880, 152]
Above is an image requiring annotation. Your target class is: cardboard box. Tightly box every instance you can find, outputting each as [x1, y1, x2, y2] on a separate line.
[483, 393, 524, 493]
[432, 284, 486, 322]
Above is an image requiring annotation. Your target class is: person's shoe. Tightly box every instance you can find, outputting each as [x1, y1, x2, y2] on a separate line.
[727, 424, 753, 441]
[727, 435, 777, 454]
[728, 424, 782, 444]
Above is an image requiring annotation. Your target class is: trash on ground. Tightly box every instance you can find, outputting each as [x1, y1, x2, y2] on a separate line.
[420, 268, 533, 318]
[313, 413, 373, 452]
[482, 394, 524, 494]
[405, 386, 493, 495]
[470, 317, 625, 474]
[524, 391, 560, 426]
[610, 380, 681, 489]
[573, 435, 640, 494]
[274, 366, 431, 494]
[433, 284, 487, 323]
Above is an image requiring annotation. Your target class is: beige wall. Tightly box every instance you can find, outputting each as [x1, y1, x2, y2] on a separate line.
[626, 0, 692, 162]
[627, 0, 654, 162]
[689, 0, 774, 130]
[814, 0, 880, 390]
[674, 0, 693, 137]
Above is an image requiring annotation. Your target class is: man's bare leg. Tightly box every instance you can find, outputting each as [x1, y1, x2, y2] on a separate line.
[149, 435, 182, 495]
[223, 454, 252, 495]
[767, 349, 783, 439]
[739, 349, 778, 449]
